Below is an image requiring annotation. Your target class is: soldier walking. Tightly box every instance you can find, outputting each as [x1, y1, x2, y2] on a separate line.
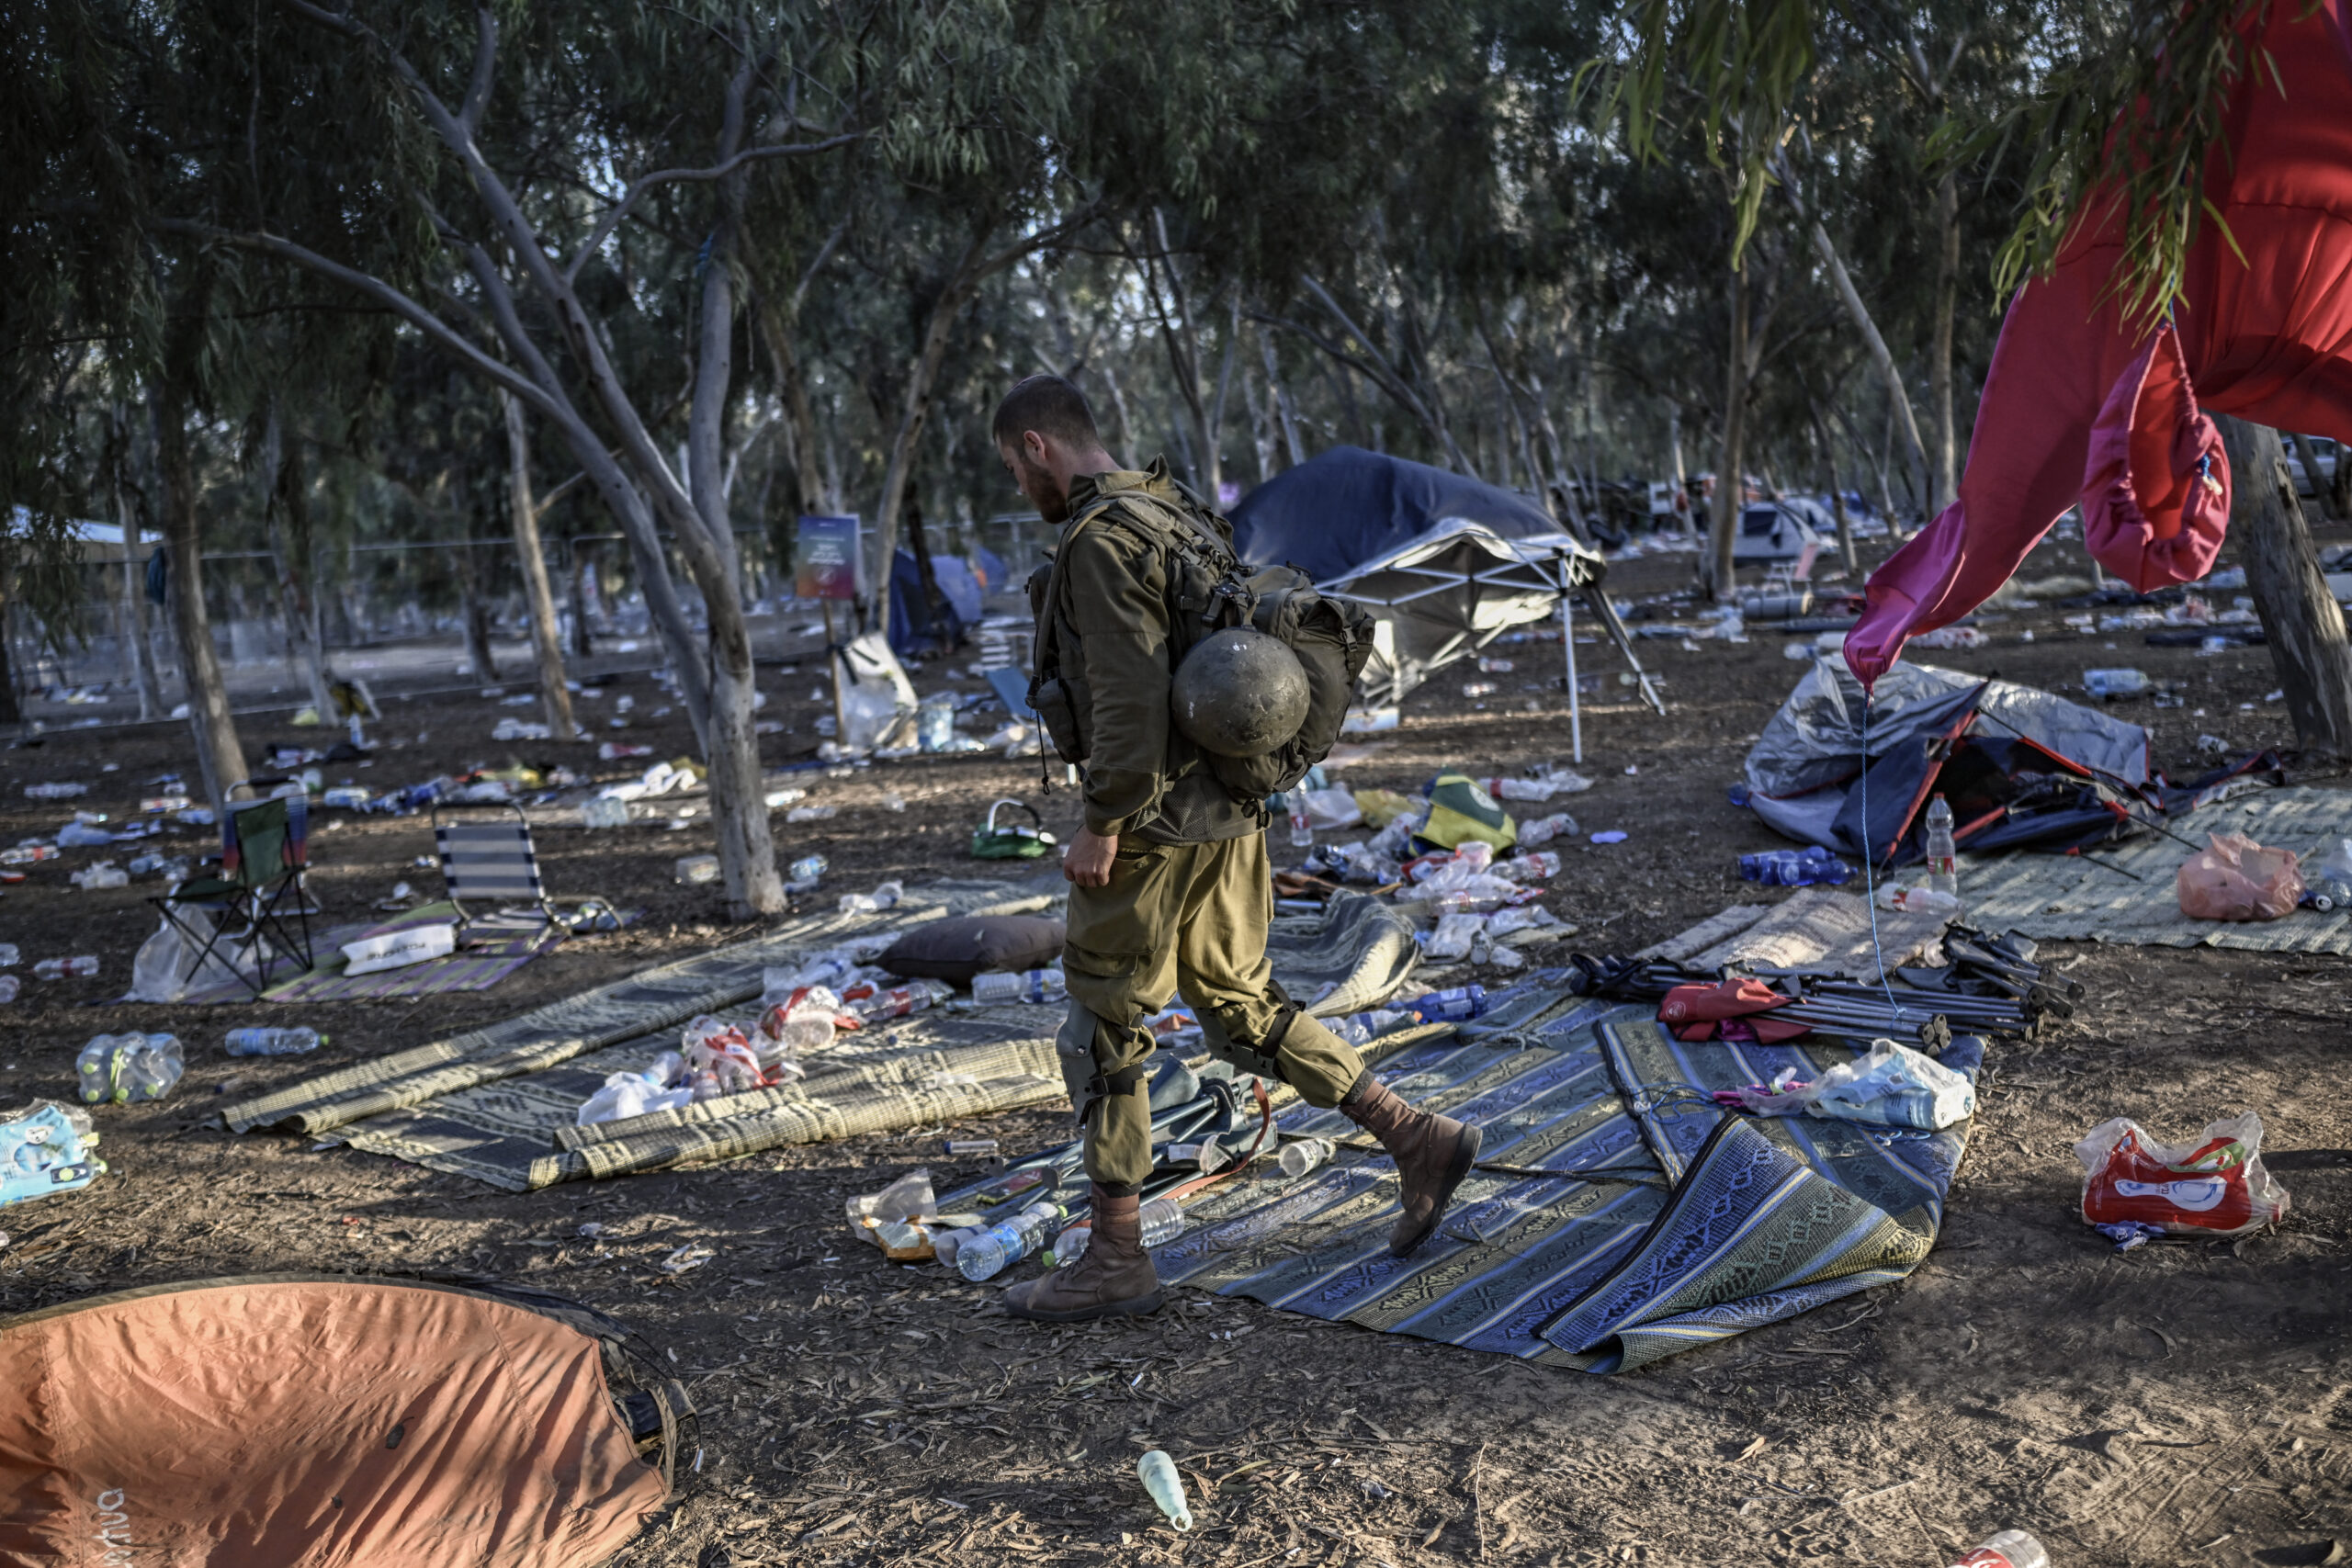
[991, 374, 1481, 1324]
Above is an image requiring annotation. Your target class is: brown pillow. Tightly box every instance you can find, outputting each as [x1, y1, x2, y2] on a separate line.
[880, 914, 1066, 983]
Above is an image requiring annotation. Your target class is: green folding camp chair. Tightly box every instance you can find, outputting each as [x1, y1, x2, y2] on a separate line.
[149, 778, 317, 997]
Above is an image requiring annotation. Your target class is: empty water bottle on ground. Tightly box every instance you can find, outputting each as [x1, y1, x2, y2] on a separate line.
[1924, 795, 1961, 910]
[956, 1200, 1068, 1281]
[0, 976, 18, 1004]
[2082, 668, 2149, 699]
[970, 967, 1068, 1006]
[1950, 1529, 2048, 1568]
[1404, 985, 1486, 1023]
[224, 1026, 324, 1057]
[1280, 1137, 1336, 1178]
[1136, 1450, 1193, 1530]
[33, 956, 99, 980]
[0, 944, 17, 967]
[581, 795, 629, 829]
[1050, 1197, 1187, 1267]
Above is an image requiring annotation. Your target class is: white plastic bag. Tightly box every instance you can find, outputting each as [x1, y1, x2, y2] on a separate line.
[1424, 912, 1487, 961]
[129, 920, 188, 1003]
[835, 632, 918, 752]
[576, 1071, 694, 1127]
[1717, 1039, 1976, 1131]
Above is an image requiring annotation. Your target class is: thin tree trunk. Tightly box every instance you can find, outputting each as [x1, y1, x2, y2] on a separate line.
[1807, 218, 1929, 515]
[111, 413, 164, 719]
[871, 237, 989, 641]
[1929, 172, 1961, 513]
[264, 408, 336, 719]
[1811, 405, 1860, 574]
[455, 533, 499, 684]
[1710, 262, 1748, 599]
[501, 389, 576, 736]
[2290, 433, 2338, 522]
[1260, 330, 1306, 468]
[568, 540, 595, 658]
[153, 386, 249, 809]
[2217, 414, 2352, 756]
[1098, 362, 1138, 469]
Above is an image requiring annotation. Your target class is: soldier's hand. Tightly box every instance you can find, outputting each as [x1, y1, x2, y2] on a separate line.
[1063, 826, 1117, 886]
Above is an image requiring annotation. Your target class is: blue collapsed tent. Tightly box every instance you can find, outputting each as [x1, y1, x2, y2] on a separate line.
[1230, 446, 1559, 578]
[887, 547, 1003, 657]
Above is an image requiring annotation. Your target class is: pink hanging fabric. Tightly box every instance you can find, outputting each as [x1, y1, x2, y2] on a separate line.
[1847, 0, 2352, 690]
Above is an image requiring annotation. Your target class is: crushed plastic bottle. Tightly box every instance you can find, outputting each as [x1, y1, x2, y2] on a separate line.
[969, 967, 1069, 1006]
[1513, 850, 1564, 879]
[846, 978, 952, 1022]
[0, 844, 61, 866]
[1950, 1530, 2048, 1568]
[1279, 1137, 1337, 1178]
[69, 862, 129, 890]
[224, 1026, 324, 1057]
[32, 956, 99, 980]
[581, 795, 630, 829]
[1874, 884, 1961, 916]
[956, 1200, 1067, 1281]
[2083, 668, 2150, 699]
[1136, 1450, 1193, 1531]
[837, 880, 905, 915]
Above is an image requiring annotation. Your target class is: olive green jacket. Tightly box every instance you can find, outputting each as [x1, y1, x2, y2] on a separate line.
[1043, 459, 1261, 845]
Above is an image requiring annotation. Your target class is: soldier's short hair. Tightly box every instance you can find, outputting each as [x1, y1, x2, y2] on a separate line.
[992, 374, 1101, 451]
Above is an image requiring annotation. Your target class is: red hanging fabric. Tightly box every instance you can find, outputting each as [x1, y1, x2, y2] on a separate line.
[1848, 0, 2352, 690]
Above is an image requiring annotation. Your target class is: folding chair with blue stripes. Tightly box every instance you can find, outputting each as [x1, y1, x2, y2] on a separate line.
[429, 800, 603, 942]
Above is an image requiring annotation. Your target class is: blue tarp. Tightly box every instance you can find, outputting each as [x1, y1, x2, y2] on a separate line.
[1230, 446, 1557, 581]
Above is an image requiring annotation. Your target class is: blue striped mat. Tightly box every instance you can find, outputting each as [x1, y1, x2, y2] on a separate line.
[963, 980, 1978, 1372]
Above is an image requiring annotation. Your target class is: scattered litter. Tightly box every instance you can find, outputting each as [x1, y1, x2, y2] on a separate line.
[0, 1100, 105, 1204]
[1738, 847, 1851, 886]
[224, 1027, 324, 1057]
[23, 783, 88, 799]
[1952, 1529, 2049, 1568]
[1713, 1039, 1975, 1131]
[581, 795, 630, 829]
[341, 923, 457, 976]
[1589, 830, 1628, 844]
[32, 956, 99, 981]
[659, 1244, 715, 1275]
[1137, 1450, 1193, 1530]
[785, 805, 836, 823]
[1908, 626, 1988, 649]
[2076, 1111, 2289, 1239]
[75, 1033, 185, 1105]
[2083, 667, 2151, 699]
[675, 854, 721, 886]
[2177, 831, 2302, 921]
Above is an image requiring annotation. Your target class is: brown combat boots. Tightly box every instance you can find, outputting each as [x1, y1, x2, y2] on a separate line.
[1340, 1073, 1482, 1256]
[1003, 1186, 1167, 1323]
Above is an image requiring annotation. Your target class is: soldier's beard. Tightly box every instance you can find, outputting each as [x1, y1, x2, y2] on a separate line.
[1018, 454, 1071, 525]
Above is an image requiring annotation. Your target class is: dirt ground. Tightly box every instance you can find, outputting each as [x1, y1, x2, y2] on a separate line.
[4, 523, 2350, 1568]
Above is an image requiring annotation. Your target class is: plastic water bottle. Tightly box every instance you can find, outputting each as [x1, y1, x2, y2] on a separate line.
[0, 943, 17, 967]
[224, 1026, 325, 1057]
[1738, 846, 1854, 887]
[0, 976, 18, 1004]
[956, 1201, 1064, 1281]
[1950, 1530, 2048, 1568]
[1924, 795, 1961, 910]
[33, 956, 99, 980]
[1513, 850, 1564, 879]
[1279, 1137, 1335, 1178]
[1137, 1450, 1193, 1531]
[1050, 1198, 1188, 1266]
[1283, 793, 1315, 850]
[77, 1034, 185, 1104]
[1518, 812, 1577, 846]
[581, 795, 629, 829]
[970, 967, 1068, 1006]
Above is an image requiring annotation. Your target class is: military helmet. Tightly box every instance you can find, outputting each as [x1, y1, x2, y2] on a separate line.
[1170, 627, 1310, 757]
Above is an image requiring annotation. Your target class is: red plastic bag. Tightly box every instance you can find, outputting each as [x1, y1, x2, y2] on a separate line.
[2075, 1111, 2290, 1237]
[2177, 830, 2303, 921]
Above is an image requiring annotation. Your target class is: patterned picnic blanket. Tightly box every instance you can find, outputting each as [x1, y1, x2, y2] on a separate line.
[946, 971, 1979, 1373]
[1959, 784, 2352, 954]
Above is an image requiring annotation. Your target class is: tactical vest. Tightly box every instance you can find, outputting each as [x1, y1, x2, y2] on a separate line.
[1028, 477, 1374, 809]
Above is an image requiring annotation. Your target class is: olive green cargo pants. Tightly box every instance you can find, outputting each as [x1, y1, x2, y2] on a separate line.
[1059, 832, 1365, 1189]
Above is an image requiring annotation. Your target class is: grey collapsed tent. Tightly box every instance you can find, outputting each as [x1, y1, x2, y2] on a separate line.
[1744, 657, 2153, 865]
[1232, 447, 1656, 709]
[0, 1274, 689, 1567]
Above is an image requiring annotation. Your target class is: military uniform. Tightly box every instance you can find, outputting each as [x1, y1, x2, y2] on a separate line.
[1035, 460, 1366, 1191]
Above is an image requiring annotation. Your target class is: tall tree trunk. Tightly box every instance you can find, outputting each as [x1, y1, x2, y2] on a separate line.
[1805, 218, 1929, 516]
[1929, 172, 1961, 513]
[264, 408, 336, 719]
[153, 387, 249, 810]
[1709, 262, 1748, 599]
[2332, 438, 2352, 521]
[1097, 361, 1139, 469]
[2217, 415, 2352, 755]
[2290, 432, 2339, 522]
[870, 238, 988, 641]
[501, 389, 576, 736]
